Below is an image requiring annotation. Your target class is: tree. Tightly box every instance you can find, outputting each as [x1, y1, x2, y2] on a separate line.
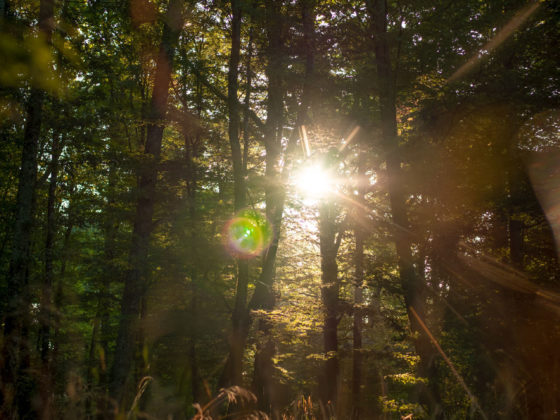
[110, 0, 185, 405]
[220, 0, 249, 389]
[1, 0, 55, 417]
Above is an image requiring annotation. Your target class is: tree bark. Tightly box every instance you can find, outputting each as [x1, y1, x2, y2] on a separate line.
[220, 0, 250, 389]
[318, 196, 341, 410]
[365, 0, 438, 413]
[250, 0, 284, 411]
[351, 155, 366, 420]
[109, 0, 184, 404]
[242, 28, 253, 174]
[185, 126, 202, 404]
[1, 1, 54, 418]
[251, 1, 315, 413]
[38, 132, 63, 420]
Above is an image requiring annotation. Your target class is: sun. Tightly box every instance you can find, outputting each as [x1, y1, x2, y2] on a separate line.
[294, 163, 336, 199]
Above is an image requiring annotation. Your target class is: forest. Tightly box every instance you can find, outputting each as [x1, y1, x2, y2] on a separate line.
[0, 0, 559, 418]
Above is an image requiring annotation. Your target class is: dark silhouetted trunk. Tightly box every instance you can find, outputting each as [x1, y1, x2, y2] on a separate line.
[1, 1, 54, 418]
[252, 1, 315, 413]
[351, 230, 363, 419]
[51, 178, 74, 402]
[221, 0, 249, 389]
[185, 122, 202, 403]
[365, 0, 438, 414]
[38, 132, 63, 419]
[98, 160, 118, 409]
[39, 133, 61, 363]
[110, 0, 184, 405]
[318, 198, 341, 410]
[351, 156, 366, 419]
[242, 28, 253, 173]
[251, 0, 284, 411]
[85, 318, 99, 418]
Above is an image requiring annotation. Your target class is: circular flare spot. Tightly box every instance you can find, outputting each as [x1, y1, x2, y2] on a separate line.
[224, 210, 272, 258]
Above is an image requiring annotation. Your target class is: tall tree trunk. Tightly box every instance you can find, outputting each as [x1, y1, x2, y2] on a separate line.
[351, 155, 366, 420]
[95, 159, 118, 419]
[351, 230, 363, 419]
[220, 0, 249, 389]
[365, 0, 438, 413]
[241, 28, 253, 173]
[318, 195, 342, 411]
[109, 0, 184, 404]
[250, 0, 287, 413]
[1, 0, 54, 417]
[185, 128, 202, 403]
[38, 132, 63, 420]
[251, 1, 315, 413]
[85, 318, 99, 419]
[51, 177, 74, 402]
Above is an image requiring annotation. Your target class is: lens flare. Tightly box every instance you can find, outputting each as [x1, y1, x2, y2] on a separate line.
[295, 164, 335, 199]
[224, 210, 273, 258]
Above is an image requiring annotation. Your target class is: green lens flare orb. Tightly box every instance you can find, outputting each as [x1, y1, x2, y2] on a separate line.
[224, 210, 272, 258]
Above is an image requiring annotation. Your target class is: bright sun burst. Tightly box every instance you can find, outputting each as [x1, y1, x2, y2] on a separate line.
[294, 163, 335, 199]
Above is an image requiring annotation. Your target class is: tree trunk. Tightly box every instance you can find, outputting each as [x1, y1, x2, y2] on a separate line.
[109, 0, 184, 404]
[1, 1, 54, 417]
[85, 318, 99, 419]
[365, 0, 438, 413]
[250, 0, 289, 413]
[251, 1, 315, 413]
[242, 28, 253, 173]
[351, 156, 366, 419]
[351, 232, 363, 419]
[51, 178, 74, 403]
[38, 132, 63, 420]
[220, 0, 250, 389]
[185, 128, 202, 404]
[95, 159, 118, 419]
[318, 198, 341, 410]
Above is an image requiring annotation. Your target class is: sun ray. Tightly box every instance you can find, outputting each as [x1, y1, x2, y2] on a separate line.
[448, 1, 540, 83]
[338, 125, 360, 153]
[409, 306, 488, 420]
[300, 125, 311, 157]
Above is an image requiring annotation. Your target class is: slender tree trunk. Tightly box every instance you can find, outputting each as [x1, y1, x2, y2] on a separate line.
[51, 178, 74, 401]
[95, 160, 118, 420]
[1, 87, 42, 420]
[39, 133, 60, 367]
[351, 156, 366, 419]
[220, 0, 250, 389]
[85, 318, 99, 419]
[251, 1, 316, 413]
[185, 130, 201, 403]
[351, 232, 363, 419]
[318, 198, 341, 411]
[110, 0, 184, 404]
[365, 0, 438, 413]
[242, 28, 253, 173]
[249, 0, 287, 413]
[189, 279, 200, 404]
[38, 132, 63, 420]
[1, 1, 54, 417]
[189, 77, 204, 404]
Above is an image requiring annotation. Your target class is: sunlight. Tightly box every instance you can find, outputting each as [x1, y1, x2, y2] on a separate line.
[294, 163, 335, 199]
